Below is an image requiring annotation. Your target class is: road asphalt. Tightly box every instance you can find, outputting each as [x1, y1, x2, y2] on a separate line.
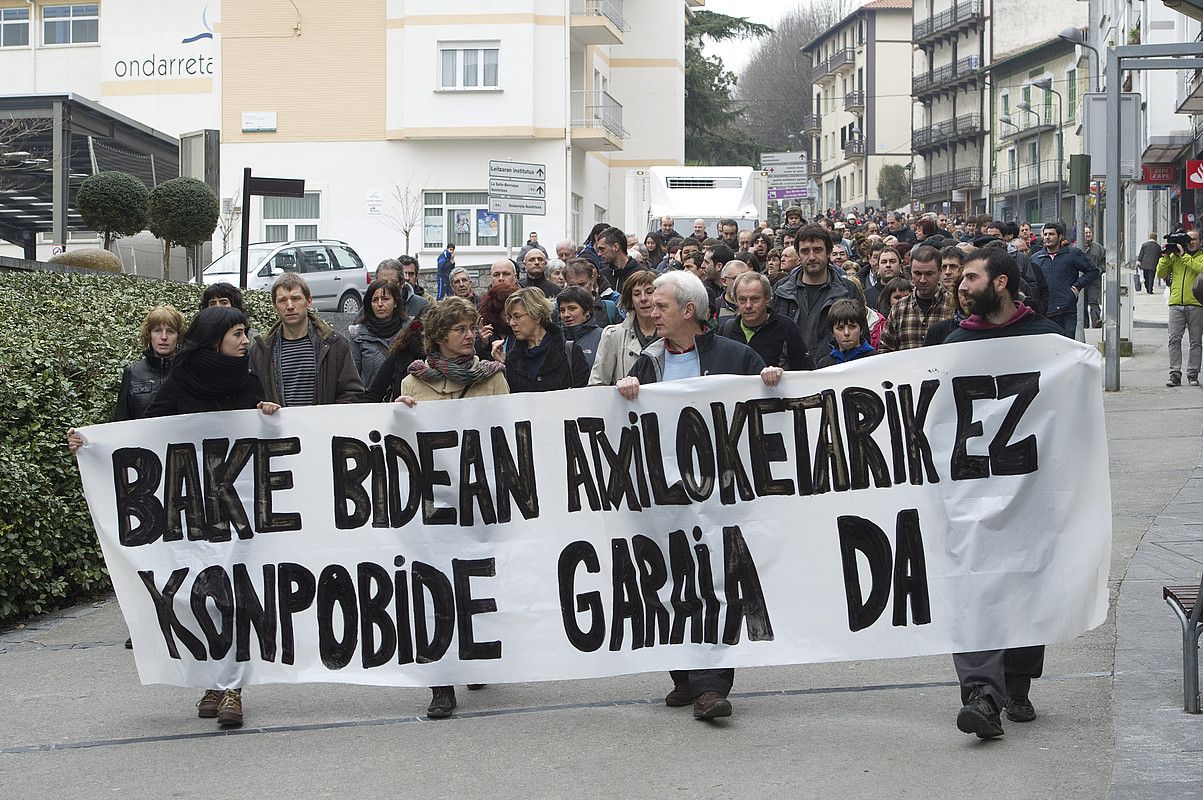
[1, 288, 1200, 799]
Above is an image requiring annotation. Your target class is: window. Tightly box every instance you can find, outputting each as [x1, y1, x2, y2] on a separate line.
[594, 205, 607, 226]
[572, 194, 582, 245]
[422, 191, 520, 249]
[1, 7, 30, 47]
[1067, 69, 1077, 119]
[1001, 93, 1009, 117]
[43, 4, 98, 46]
[439, 42, 500, 90]
[263, 191, 320, 242]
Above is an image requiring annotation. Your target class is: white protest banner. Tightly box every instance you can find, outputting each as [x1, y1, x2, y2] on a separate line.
[75, 336, 1111, 689]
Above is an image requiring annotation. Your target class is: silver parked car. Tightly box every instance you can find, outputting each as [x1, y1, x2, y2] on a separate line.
[202, 240, 369, 314]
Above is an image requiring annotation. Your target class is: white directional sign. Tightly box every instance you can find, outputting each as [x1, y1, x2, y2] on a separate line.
[489, 160, 546, 181]
[489, 197, 547, 215]
[488, 160, 547, 215]
[759, 151, 808, 166]
[489, 178, 547, 199]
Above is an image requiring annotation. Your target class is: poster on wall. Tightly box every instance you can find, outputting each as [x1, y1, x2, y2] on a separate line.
[423, 215, 444, 248]
[477, 210, 500, 240]
[454, 210, 471, 236]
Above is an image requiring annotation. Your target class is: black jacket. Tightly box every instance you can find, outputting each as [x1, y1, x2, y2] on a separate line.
[521, 274, 562, 299]
[143, 371, 266, 417]
[628, 327, 765, 384]
[112, 350, 172, 421]
[771, 266, 862, 358]
[505, 325, 590, 393]
[364, 338, 426, 402]
[716, 311, 813, 370]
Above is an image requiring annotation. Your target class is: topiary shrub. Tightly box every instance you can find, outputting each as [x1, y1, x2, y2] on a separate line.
[49, 248, 123, 273]
[148, 177, 220, 281]
[0, 269, 275, 626]
[75, 171, 150, 251]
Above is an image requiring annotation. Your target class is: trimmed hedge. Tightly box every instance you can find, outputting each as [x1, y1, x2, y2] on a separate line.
[0, 269, 275, 625]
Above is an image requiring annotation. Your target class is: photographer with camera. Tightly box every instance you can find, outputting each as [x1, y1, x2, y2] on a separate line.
[1156, 228, 1203, 387]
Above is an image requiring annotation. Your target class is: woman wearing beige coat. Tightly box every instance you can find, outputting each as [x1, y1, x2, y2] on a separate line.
[391, 297, 507, 721]
[587, 270, 659, 385]
[395, 297, 509, 403]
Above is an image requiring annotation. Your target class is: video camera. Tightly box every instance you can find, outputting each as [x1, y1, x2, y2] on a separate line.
[1163, 231, 1192, 256]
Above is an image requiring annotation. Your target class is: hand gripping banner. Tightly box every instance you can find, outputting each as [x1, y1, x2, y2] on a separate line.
[75, 336, 1111, 689]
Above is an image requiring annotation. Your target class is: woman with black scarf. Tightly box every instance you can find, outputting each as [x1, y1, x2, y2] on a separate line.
[349, 279, 408, 389]
[68, 305, 278, 729]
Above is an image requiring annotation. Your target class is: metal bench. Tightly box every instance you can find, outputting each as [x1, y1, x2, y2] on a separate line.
[1163, 575, 1203, 713]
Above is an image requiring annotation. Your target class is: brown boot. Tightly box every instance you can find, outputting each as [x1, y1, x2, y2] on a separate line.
[217, 689, 243, 728]
[196, 689, 222, 718]
[664, 682, 694, 707]
[692, 691, 732, 720]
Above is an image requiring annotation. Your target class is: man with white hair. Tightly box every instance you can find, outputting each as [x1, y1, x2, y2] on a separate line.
[718, 259, 751, 318]
[616, 269, 783, 723]
[690, 218, 708, 243]
[556, 239, 577, 263]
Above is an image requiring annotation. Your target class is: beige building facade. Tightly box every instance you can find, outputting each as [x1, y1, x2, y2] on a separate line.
[802, 0, 913, 214]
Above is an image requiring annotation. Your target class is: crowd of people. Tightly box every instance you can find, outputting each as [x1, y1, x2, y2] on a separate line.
[65, 205, 1201, 736]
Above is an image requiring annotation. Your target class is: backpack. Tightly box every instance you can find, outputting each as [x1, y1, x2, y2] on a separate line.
[1192, 271, 1203, 305]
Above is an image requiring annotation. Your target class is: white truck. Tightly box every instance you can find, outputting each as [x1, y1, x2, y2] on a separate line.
[623, 166, 768, 237]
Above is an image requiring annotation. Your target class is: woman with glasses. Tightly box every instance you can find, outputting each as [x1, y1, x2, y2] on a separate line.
[490, 287, 588, 393]
[387, 296, 508, 720]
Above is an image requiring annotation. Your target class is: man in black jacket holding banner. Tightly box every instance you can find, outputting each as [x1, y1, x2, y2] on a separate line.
[942, 248, 1063, 739]
[617, 270, 782, 721]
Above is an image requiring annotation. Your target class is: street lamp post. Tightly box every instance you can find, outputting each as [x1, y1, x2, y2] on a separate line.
[999, 115, 1021, 221]
[1016, 99, 1042, 221]
[1058, 27, 1100, 92]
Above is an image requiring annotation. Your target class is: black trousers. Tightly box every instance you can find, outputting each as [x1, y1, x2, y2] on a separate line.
[669, 668, 735, 698]
[1142, 268, 1156, 294]
[952, 645, 1045, 706]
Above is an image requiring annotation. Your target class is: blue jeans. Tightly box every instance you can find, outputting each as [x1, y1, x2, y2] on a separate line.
[1048, 312, 1077, 338]
[436, 266, 453, 300]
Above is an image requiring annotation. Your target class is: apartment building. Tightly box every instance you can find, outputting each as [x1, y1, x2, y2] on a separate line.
[910, 0, 989, 214]
[987, 39, 1086, 225]
[801, 0, 913, 214]
[0, 0, 692, 267]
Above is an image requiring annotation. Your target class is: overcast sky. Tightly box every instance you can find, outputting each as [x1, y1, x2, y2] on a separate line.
[699, 0, 807, 76]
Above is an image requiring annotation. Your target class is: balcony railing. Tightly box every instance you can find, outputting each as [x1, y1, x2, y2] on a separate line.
[843, 138, 866, 159]
[913, 0, 984, 44]
[829, 47, 855, 75]
[571, 90, 627, 146]
[802, 113, 821, 135]
[810, 58, 828, 84]
[994, 159, 1065, 193]
[570, 0, 627, 31]
[913, 167, 983, 196]
[844, 90, 865, 112]
[912, 113, 983, 150]
[808, 159, 822, 175]
[913, 54, 982, 97]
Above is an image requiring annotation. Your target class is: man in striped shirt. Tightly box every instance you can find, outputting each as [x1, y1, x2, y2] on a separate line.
[250, 273, 363, 407]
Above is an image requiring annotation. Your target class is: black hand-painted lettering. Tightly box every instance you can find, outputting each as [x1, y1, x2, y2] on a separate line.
[492, 422, 539, 522]
[558, 541, 605, 652]
[676, 407, 716, 502]
[837, 515, 892, 632]
[254, 438, 302, 533]
[892, 509, 931, 626]
[452, 558, 502, 660]
[190, 565, 234, 659]
[951, 375, 995, 480]
[721, 525, 774, 644]
[410, 561, 454, 662]
[639, 413, 689, 505]
[609, 538, 644, 651]
[114, 448, 165, 547]
[458, 429, 497, 526]
[746, 399, 795, 496]
[898, 379, 941, 485]
[164, 443, 203, 542]
[277, 562, 316, 666]
[332, 436, 371, 529]
[564, 421, 602, 513]
[416, 431, 458, 525]
[357, 562, 396, 669]
[989, 372, 1040, 475]
[710, 402, 755, 504]
[316, 564, 358, 670]
[201, 438, 255, 541]
[631, 535, 670, 647]
[233, 563, 277, 662]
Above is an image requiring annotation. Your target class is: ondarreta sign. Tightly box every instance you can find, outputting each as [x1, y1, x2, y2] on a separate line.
[73, 338, 1111, 689]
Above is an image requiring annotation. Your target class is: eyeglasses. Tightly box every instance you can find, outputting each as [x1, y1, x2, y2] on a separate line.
[506, 312, 529, 323]
[449, 324, 480, 337]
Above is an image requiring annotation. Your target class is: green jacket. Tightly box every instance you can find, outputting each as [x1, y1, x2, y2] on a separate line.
[1156, 249, 1203, 306]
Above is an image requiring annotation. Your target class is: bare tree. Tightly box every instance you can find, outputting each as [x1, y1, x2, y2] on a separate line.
[217, 188, 240, 256]
[735, 0, 850, 153]
[376, 170, 429, 256]
[0, 117, 56, 192]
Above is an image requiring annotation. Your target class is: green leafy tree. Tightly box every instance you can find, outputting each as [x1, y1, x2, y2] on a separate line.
[147, 177, 219, 281]
[75, 171, 149, 251]
[877, 164, 911, 212]
[685, 10, 771, 166]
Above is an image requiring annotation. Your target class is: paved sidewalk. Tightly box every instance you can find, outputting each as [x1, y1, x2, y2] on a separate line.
[1, 323, 1200, 799]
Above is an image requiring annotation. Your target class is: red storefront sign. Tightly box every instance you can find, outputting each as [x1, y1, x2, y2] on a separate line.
[1187, 161, 1203, 189]
[1141, 164, 1176, 184]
